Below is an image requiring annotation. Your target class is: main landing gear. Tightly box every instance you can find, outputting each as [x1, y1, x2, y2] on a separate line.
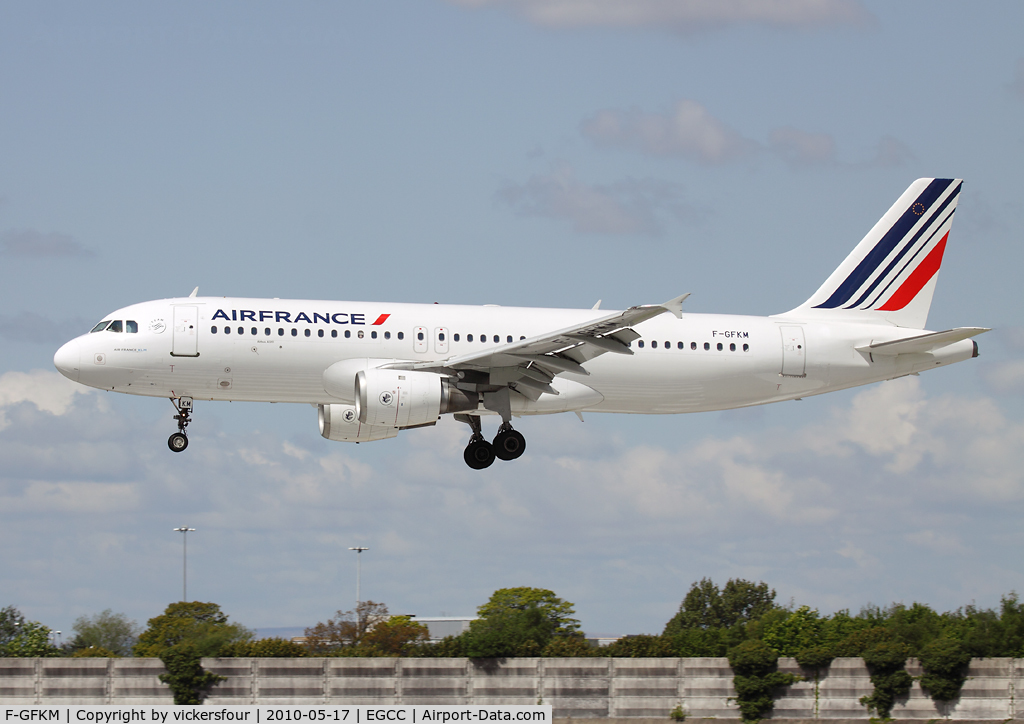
[457, 415, 526, 470]
[168, 396, 193, 453]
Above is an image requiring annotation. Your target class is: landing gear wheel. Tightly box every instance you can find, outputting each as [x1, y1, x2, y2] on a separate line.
[168, 432, 189, 452]
[493, 428, 526, 461]
[464, 438, 496, 469]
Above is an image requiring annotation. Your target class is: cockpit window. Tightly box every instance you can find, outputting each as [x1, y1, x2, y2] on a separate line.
[91, 321, 111, 333]
[126, 320, 138, 333]
[107, 320, 123, 333]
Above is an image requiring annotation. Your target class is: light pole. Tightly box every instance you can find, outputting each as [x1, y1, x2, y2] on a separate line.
[173, 527, 196, 601]
[348, 547, 369, 607]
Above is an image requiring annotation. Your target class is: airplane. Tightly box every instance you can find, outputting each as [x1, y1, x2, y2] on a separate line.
[54, 178, 987, 469]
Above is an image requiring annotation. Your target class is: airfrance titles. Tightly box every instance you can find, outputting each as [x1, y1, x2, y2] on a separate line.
[212, 310, 391, 326]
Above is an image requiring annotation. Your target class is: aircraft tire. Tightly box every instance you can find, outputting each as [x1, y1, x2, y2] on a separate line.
[168, 432, 189, 453]
[493, 429, 526, 461]
[464, 439, 495, 469]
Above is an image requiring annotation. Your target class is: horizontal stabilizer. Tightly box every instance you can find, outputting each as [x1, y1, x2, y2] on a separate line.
[856, 327, 989, 356]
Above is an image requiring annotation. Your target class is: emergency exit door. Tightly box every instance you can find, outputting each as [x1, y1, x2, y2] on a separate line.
[780, 325, 805, 377]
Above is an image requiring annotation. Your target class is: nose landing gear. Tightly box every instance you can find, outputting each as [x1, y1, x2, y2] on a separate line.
[167, 397, 193, 453]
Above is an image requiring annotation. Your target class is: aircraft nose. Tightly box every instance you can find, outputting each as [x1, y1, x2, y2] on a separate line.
[54, 339, 81, 382]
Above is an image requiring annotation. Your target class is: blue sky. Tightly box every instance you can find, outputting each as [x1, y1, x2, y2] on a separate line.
[1, 0, 1022, 640]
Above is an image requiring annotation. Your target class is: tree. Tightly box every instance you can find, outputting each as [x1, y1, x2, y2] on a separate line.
[664, 579, 777, 635]
[476, 587, 580, 636]
[762, 606, 825, 656]
[69, 609, 141, 657]
[362, 615, 430, 654]
[304, 601, 390, 653]
[465, 603, 556, 658]
[133, 602, 251, 658]
[0, 606, 60, 658]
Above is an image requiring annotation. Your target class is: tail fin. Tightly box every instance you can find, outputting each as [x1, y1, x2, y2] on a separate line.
[782, 178, 962, 329]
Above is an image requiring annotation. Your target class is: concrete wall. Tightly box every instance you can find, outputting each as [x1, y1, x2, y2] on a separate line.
[1, 656, 1021, 719]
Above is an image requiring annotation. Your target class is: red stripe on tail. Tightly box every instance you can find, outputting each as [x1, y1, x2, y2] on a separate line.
[877, 233, 948, 311]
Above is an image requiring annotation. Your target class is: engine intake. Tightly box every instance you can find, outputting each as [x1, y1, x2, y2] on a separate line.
[355, 369, 477, 427]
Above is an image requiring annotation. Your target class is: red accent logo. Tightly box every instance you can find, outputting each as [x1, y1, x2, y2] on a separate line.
[371, 314, 391, 325]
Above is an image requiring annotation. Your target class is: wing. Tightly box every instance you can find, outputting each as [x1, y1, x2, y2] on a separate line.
[382, 294, 689, 400]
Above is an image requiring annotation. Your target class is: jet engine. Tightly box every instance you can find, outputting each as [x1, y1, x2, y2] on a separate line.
[319, 403, 398, 442]
[355, 369, 477, 427]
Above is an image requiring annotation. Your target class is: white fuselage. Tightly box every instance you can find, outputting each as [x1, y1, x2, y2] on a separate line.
[53, 296, 976, 416]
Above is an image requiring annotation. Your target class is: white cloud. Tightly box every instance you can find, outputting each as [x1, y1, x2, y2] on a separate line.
[448, 0, 873, 32]
[0, 370, 92, 430]
[582, 100, 756, 164]
[496, 163, 706, 234]
[768, 126, 837, 167]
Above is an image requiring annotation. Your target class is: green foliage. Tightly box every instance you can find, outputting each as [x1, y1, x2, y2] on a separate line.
[362, 615, 430, 655]
[600, 634, 674, 658]
[1, 608, 60, 658]
[794, 645, 835, 671]
[133, 601, 251, 658]
[762, 606, 824, 656]
[465, 603, 555, 658]
[159, 641, 225, 705]
[727, 639, 800, 722]
[669, 704, 687, 721]
[477, 587, 580, 636]
[664, 579, 778, 635]
[833, 626, 893, 657]
[542, 635, 594, 657]
[918, 638, 972, 702]
[69, 609, 141, 657]
[859, 641, 913, 719]
[219, 637, 308, 657]
[71, 646, 119, 658]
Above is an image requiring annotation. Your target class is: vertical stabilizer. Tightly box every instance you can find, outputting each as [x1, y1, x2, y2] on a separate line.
[782, 178, 962, 329]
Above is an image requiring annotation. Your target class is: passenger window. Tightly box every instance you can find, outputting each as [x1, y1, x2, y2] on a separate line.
[265, 328, 271, 336]
[398, 332, 404, 340]
[454, 333, 460, 342]
[345, 330, 351, 338]
[507, 336, 512, 343]
[371, 331, 378, 339]
[238, 327, 244, 335]
[467, 334, 473, 342]
[743, 343, 749, 352]
[439, 332, 445, 341]
[108, 320, 123, 333]
[318, 329, 324, 338]
[304, 329, 311, 337]
[331, 330, 337, 338]
[677, 342, 683, 349]
[691, 342, 697, 350]
[493, 335, 499, 343]
[717, 342, 723, 351]
[638, 340, 645, 348]
[358, 330, 364, 339]
[384, 331, 391, 340]
[730, 343, 736, 351]
[126, 320, 138, 333]
[520, 336, 525, 340]
[91, 321, 111, 333]
[652, 341, 658, 349]
[481, 334, 486, 343]
[417, 332, 424, 341]
[278, 328, 284, 336]
[291, 328, 298, 337]
[251, 327, 257, 335]
[211, 326, 218, 334]
[224, 326, 231, 334]
[704, 342, 710, 350]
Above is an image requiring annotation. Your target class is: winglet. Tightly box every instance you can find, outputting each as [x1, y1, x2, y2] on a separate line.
[189, 287, 199, 298]
[660, 293, 690, 319]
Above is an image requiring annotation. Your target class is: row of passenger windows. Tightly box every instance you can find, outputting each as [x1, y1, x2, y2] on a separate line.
[208, 325, 750, 352]
[637, 340, 750, 352]
[91, 320, 138, 333]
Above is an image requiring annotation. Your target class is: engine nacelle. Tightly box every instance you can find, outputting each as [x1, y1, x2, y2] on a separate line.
[355, 369, 477, 427]
[319, 403, 398, 443]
